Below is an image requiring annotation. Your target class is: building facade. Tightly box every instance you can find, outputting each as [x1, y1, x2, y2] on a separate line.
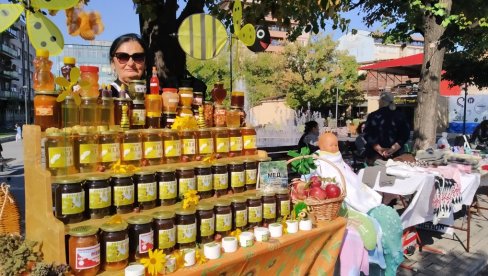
[0, 19, 35, 129]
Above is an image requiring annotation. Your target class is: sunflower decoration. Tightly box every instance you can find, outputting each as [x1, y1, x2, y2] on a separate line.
[55, 67, 90, 105]
[171, 116, 198, 131]
[182, 190, 199, 209]
[202, 153, 218, 164]
[230, 228, 242, 241]
[140, 249, 166, 276]
[195, 248, 207, 265]
[110, 159, 140, 174]
[280, 215, 288, 234]
[171, 250, 185, 270]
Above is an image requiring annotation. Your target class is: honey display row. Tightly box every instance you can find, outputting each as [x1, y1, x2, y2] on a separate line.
[44, 126, 257, 176]
[66, 190, 290, 275]
[52, 158, 271, 224]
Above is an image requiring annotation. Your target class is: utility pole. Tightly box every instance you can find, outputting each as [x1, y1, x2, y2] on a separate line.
[335, 87, 339, 120]
[463, 83, 468, 135]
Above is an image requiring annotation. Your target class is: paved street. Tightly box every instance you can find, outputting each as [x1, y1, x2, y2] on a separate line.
[2, 138, 488, 275]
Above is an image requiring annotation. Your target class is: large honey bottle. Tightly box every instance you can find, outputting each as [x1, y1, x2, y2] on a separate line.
[33, 49, 55, 91]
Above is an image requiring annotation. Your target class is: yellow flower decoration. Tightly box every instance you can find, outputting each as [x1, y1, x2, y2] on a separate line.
[111, 159, 140, 174]
[171, 250, 185, 270]
[196, 248, 207, 265]
[202, 153, 218, 164]
[55, 67, 90, 105]
[106, 214, 125, 225]
[280, 215, 288, 234]
[230, 228, 242, 241]
[141, 249, 166, 276]
[182, 190, 199, 209]
[171, 116, 198, 131]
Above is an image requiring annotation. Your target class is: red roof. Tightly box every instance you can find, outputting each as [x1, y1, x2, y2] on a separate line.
[359, 53, 461, 96]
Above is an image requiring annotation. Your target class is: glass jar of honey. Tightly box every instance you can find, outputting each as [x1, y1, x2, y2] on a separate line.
[161, 129, 181, 163]
[196, 203, 215, 244]
[121, 130, 142, 166]
[61, 96, 80, 128]
[213, 127, 229, 158]
[177, 106, 194, 118]
[157, 168, 177, 206]
[175, 208, 197, 249]
[162, 88, 179, 113]
[79, 97, 100, 126]
[129, 80, 146, 101]
[214, 200, 232, 238]
[131, 100, 146, 129]
[84, 174, 111, 219]
[247, 195, 262, 228]
[226, 108, 241, 128]
[242, 127, 257, 155]
[52, 176, 85, 224]
[134, 171, 157, 210]
[228, 128, 242, 157]
[110, 173, 134, 214]
[34, 91, 60, 131]
[162, 112, 177, 129]
[228, 161, 245, 193]
[68, 226, 100, 275]
[276, 188, 291, 219]
[244, 159, 257, 190]
[153, 211, 176, 254]
[100, 221, 129, 271]
[178, 87, 193, 107]
[230, 91, 244, 108]
[195, 128, 213, 161]
[127, 215, 154, 261]
[261, 192, 276, 225]
[142, 129, 163, 166]
[98, 130, 120, 171]
[74, 132, 99, 173]
[212, 162, 228, 197]
[195, 165, 213, 199]
[79, 66, 99, 97]
[213, 105, 226, 127]
[203, 101, 213, 127]
[231, 196, 248, 230]
[98, 96, 114, 127]
[145, 94, 162, 128]
[45, 132, 77, 176]
[176, 166, 196, 199]
[180, 130, 196, 162]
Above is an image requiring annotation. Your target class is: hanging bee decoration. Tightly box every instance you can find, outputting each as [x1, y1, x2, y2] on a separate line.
[247, 25, 271, 52]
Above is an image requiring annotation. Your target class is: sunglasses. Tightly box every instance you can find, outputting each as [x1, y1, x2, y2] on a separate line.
[114, 52, 145, 64]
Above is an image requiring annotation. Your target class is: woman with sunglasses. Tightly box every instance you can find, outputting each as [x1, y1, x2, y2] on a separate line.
[109, 33, 148, 98]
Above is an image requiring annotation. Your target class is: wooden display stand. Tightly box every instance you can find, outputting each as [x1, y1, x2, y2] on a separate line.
[23, 124, 267, 266]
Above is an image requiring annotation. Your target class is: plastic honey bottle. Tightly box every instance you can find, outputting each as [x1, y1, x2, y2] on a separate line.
[33, 49, 55, 91]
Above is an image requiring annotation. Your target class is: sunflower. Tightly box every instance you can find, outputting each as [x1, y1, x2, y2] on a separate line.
[141, 249, 166, 276]
[182, 190, 199, 209]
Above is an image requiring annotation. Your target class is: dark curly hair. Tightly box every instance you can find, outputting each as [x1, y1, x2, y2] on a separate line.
[109, 33, 148, 62]
[303, 121, 318, 134]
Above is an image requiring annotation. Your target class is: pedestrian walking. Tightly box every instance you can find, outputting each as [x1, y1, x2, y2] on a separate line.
[15, 123, 22, 142]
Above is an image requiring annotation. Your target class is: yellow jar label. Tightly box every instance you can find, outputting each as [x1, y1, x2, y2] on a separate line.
[230, 136, 243, 152]
[245, 169, 257, 185]
[235, 209, 247, 228]
[48, 146, 74, 168]
[144, 141, 163, 159]
[213, 173, 228, 190]
[159, 180, 177, 200]
[216, 213, 232, 232]
[138, 182, 157, 202]
[122, 142, 142, 161]
[263, 203, 276, 219]
[101, 143, 120, 163]
[79, 144, 98, 164]
[231, 171, 245, 188]
[89, 187, 111, 209]
[106, 238, 129, 262]
[200, 217, 215, 237]
[182, 139, 196, 155]
[215, 137, 229, 153]
[113, 185, 134, 206]
[198, 138, 213, 154]
[280, 200, 291, 216]
[178, 177, 196, 197]
[158, 227, 176, 249]
[164, 140, 181, 157]
[177, 223, 196, 244]
[243, 135, 257, 149]
[61, 192, 84, 215]
[248, 206, 262, 223]
[131, 109, 146, 126]
[197, 175, 212, 192]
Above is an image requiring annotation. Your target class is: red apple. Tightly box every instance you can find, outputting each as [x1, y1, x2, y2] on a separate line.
[309, 186, 328, 200]
[325, 184, 341, 198]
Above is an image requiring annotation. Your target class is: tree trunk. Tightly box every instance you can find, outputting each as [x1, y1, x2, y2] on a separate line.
[138, 0, 204, 87]
[413, 0, 452, 150]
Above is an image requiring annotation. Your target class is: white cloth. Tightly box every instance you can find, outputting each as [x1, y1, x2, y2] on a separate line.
[311, 152, 382, 214]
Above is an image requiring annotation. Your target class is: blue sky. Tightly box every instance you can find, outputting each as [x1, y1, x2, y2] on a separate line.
[1, 0, 377, 44]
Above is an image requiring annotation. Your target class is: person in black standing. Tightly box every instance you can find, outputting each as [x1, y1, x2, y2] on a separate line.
[363, 92, 410, 164]
[298, 121, 320, 152]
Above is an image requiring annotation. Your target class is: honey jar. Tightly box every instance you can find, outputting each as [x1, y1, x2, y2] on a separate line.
[180, 130, 196, 162]
[232, 196, 248, 230]
[110, 173, 134, 214]
[52, 176, 85, 224]
[45, 132, 77, 176]
[244, 159, 257, 190]
[121, 130, 143, 166]
[228, 128, 242, 157]
[214, 200, 232, 238]
[213, 104, 226, 127]
[196, 203, 215, 244]
[34, 91, 60, 131]
[157, 168, 177, 206]
[212, 162, 228, 197]
[228, 161, 245, 193]
[127, 215, 154, 261]
[241, 127, 257, 155]
[74, 132, 99, 173]
[196, 128, 213, 160]
[276, 188, 291, 218]
[195, 165, 213, 199]
[176, 166, 196, 199]
[261, 192, 277, 225]
[213, 127, 229, 158]
[247, 195, 262, 228]
[153, 211, 176, 254]
[161, 129, 181, 163]
[68, 226, 100, 275]
[142, 129, 163, 165]
[175, 208, 197, 249]
[100, 221, 129, 271]
[134, 171, 157, 210]
[84, 174, 111, 219]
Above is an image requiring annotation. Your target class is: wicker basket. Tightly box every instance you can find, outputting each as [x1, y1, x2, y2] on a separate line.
[287, 155, 347, 221]
[0, 183, 21, 235]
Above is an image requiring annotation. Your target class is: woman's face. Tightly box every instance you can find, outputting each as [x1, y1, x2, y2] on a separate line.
[112, 40, 146, 85]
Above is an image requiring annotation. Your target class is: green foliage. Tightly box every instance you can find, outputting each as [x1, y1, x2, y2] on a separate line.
[288, 147, 317, 175]
[282, 35, 363, 110]
[0, 234, 42, 275]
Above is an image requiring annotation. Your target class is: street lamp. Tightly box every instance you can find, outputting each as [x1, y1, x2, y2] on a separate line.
[23, 85, 28, 124]
[335, 87, 339, 121]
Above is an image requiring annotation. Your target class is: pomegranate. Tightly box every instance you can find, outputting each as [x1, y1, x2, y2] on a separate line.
[309, 186, 328, 200]
[325, 184, 341, 198]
